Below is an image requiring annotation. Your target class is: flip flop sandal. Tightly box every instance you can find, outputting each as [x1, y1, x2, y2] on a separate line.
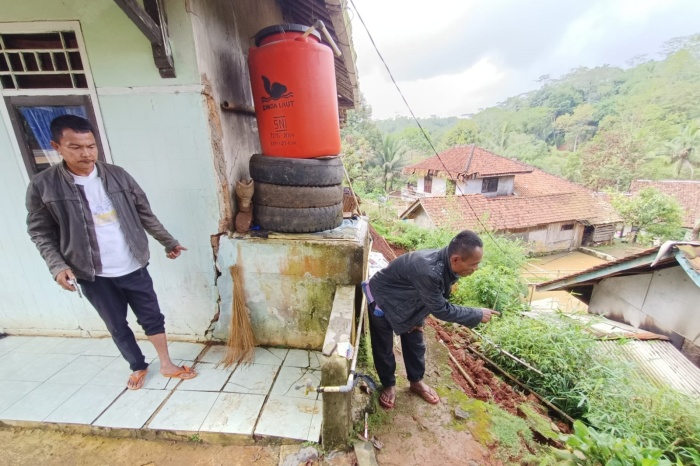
[378, 389, 396, 410]
[161, 365, 197, 380]
[127, 370, 148, 390]
[410, 385, 440, 404]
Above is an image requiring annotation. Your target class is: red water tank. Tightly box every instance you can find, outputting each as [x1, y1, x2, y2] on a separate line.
[248, 24, 341, 158]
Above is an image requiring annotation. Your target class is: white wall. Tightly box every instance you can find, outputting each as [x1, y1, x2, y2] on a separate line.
[589, 267, 700, 345]
[416, 176, 447, 196]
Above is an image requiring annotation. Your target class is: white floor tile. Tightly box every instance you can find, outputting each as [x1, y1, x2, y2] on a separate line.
[0, 382, 81, 422]
[2, 353, 78, 382]
[174, 363, 232, 392]
[137, 340, 158, 360]
[199, 345, 228, 364]
[255, 395, 317, 441]
[93, 389, 168, 429]
[309, 352, 323, 370]
[0, 381, 41, 413]
[283, 349, 310, 368]
[0, 336, 37, 353]
[87, 357, 164, 389]
[271, 366, 320, 400]
[252, 347, 288, 366]
[199, 393, 265, 435]
[44, 384, 124, 425]
[224, 364, 279, 395]
[167, 341, 205, 361]
[83, 338, 121, 357]
[10, 337, 67, 354]
[308, 400, 323, 442]
[47, 355, 118, 385]
[50, 338, 100, 355]
[147, 390, 218, 431]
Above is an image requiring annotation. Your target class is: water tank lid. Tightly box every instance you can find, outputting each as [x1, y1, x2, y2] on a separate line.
[254, 24, 321, 46]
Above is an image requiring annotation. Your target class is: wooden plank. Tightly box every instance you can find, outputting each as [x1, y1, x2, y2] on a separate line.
[113, 0, 164, 46]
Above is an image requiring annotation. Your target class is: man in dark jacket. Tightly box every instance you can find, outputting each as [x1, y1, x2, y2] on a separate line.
[26, 115, 196, 390]
[364, 230, 499, 409]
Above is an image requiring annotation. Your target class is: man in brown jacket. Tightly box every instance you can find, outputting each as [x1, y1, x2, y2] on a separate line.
[26, 115, 196, 390]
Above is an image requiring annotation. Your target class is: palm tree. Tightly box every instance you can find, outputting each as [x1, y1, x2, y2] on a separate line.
[661, 121, 700, 178]
[376, 135, 408, 193]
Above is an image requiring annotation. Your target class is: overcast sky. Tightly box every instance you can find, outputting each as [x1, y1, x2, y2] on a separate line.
[347, 0, 700, 119]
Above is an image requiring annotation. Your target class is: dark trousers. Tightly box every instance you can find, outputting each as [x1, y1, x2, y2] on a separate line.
[368, 304, 426, 388]
[78, 267, 165, 371]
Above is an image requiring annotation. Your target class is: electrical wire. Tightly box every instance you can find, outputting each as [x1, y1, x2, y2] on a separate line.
[347, 0, 551, 283]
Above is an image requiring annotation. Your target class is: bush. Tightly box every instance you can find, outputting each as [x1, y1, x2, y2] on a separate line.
[481, 313, 700, 457]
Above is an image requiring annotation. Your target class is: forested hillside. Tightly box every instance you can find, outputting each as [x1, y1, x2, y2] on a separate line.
[342, 34, 700, 195]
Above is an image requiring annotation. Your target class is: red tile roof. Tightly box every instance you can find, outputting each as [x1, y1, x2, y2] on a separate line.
[403, 146, 533, 180]
[513, 168, 591, 196]
[630, 180, 700, 228]
[403, 191, 621, 231]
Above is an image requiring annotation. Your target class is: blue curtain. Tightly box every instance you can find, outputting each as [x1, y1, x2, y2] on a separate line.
[18, 106, 87, 150]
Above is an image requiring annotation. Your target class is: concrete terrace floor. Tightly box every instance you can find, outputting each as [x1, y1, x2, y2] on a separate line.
[0, 335, 323, 443]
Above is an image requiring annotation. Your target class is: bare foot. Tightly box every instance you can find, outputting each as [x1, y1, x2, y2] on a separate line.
[409, 380, 440, 404]
[379, 386, 396, 409]
[127, 370, 148, 390]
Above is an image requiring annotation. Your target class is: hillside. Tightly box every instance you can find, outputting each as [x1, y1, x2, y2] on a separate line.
[344, 34, 700, 194]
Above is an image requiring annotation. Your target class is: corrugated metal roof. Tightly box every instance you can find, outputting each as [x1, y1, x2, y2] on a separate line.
[599, 340, 700, 398]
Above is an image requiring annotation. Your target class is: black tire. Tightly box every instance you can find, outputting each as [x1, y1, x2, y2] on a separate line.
[253, 203, 343, 233]
[253, 182, 343, 208]
[249, 154, 344, 187]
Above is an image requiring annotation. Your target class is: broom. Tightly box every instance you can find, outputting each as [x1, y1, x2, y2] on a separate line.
[220, 264, 256, 368]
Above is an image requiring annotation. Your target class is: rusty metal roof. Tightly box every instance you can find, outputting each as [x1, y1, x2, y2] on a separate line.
[599, 339, 700, 398]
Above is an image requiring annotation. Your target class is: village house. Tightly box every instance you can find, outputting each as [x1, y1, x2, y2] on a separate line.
[400, 146, 621, 252]
[537, 241, 700, 368]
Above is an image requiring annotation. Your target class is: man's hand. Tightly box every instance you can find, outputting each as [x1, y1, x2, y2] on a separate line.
[480, 308, 501, 323]
[167, 245, 187, 259]
[56, 269, 77, 291]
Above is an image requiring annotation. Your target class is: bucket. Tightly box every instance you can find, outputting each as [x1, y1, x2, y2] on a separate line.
[248, 23, 342, 158]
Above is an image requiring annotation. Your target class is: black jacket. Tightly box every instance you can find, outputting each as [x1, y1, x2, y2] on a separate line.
[368, 246, 483, 334]
[26, 161, 179, 281]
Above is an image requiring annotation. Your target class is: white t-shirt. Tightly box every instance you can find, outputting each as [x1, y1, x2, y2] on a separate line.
[72, 167, 141, 277]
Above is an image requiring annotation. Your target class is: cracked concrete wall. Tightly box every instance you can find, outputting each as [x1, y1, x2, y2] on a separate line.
[188, 0, 282, 230]
[214, 221, 369, 350]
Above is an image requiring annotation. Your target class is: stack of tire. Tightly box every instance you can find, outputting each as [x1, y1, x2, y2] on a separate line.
[249, 154, 344, 233]
[247, 23, 345, 233]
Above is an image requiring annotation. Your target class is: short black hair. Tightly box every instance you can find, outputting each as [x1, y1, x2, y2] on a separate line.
[447, 230, 483, 258]
[50, 115, 94, 143]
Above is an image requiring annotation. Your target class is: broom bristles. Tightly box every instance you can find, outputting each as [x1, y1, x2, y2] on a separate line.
[220, 264, 256, 369]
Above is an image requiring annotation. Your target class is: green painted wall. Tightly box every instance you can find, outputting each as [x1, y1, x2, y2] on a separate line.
[1, 0, 200, 86]
[0, 1, 222, 338]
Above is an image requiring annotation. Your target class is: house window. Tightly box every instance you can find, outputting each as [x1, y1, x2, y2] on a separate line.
[481, 177, 498, 193]
[561, 224, 575, 231]
[1, 27, 105, 177]
[424, 174, 432, 193]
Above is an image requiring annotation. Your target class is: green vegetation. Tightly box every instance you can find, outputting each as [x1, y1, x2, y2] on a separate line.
[343, 34, 700, 196]
[480, 313, 700, 461]
[550, 421, 700, 466]
[610, 187, 685, 244]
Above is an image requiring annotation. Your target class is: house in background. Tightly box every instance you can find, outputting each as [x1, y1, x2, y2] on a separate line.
[630, 180, 700, 232]
[399, 146, 621, 252]
[537, 242, 700, 367]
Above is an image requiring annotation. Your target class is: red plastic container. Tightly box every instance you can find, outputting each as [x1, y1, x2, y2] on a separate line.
[248, 24, 341, 158]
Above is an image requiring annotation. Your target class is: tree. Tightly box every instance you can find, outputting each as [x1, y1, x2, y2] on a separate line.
[376, 135, 408, 193]
[554, 103, 597, 152]
[611, 187, 684, 244]
[441, 119, 480, 149]
[659, 120, 700, 178]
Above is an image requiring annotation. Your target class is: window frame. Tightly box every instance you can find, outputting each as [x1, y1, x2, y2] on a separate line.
[424, 174, 432, 194]
[0, 21, 111, 183]
[481, 177, 499, 193]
